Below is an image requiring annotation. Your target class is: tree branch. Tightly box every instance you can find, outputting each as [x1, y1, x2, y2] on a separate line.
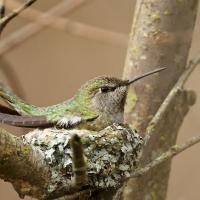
[123, 0, 198, 199]
[125, 71, 196, 200]
[0, 128, 51, 199]
[0, 0, 91, 56]
[0, 1, 26, 116]
[114, 132, 200, 200]
[116, 59, 197, 199]
[0, 0, 5, 18]
[0, 0, 38, 32]
[5, 0, 127, 46]
[123, 0, 198, 133]
[180, 53, 200, 87]
[145, 53, 200, 144]
[0, 0, 5, 32]
[0, 0, 89, 100]
[131, 134, 200, 178]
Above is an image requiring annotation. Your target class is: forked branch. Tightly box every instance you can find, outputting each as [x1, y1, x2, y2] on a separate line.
[131, 134, 200, 178]
[0, 0, 38, 32]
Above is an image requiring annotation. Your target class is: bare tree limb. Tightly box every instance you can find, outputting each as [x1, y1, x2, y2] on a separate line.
[0, 0, 5, 18]
[0, 0, 5, 30]
[126, 73, 196, 200]
[5, 0, 127, 46]
[0, 128, 51, 199]
[0, 1, 26, 117]
[116, 58, 197, 199]
[123, 0, 198, 133]
[0, 0, 38, 32]
[0, 0, 5, 33]
[0, 0, 90, 100]
[0, 0, 38, 101]
[115, 132, 200, 200]
[123, 0, 198, 199]
[131, 134, 200, 178]
[145, 53, 200, 144]
[0, 0, 91, 56]
[180, 53, 200, 87]
[0, 1, 26, 105]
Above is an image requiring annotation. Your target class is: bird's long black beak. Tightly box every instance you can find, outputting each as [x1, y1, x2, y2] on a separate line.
[127, 67, 166, 85]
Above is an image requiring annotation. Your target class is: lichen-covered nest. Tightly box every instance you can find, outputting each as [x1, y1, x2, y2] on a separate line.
[22, 124, 143, 194]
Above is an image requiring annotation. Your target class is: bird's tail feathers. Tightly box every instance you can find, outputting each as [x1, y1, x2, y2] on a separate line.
[0, 112, 52, 128]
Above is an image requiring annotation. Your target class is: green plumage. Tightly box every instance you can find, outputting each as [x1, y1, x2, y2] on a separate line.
[0, 68, 166, 130]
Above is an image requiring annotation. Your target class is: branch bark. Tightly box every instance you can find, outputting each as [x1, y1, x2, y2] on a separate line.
[0, 0, 5, 32]
[130, 134, 200, 178]
[123, 0, 198, 199]
[114, 130, 200, 200]
[124, 73, 196, 200]
[0, 0, 5, 18]
[0, 0, 38, 32]
[0, 128, 50, 199]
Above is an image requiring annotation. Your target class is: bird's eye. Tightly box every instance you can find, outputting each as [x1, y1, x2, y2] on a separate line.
[100, 86, 115, 93]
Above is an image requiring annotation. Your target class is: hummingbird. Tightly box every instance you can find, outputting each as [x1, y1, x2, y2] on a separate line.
[0, 68, 166, 131]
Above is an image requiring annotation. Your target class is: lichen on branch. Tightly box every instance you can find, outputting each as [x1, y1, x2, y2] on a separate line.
[0, 124, 143, 199]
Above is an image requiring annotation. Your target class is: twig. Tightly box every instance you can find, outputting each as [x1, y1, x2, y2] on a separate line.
[0, 0, 89, 98]
[130, 134, 200, 178]
[6, 0, 127, 46]
[70, 134, 88, 187]
[0, 0, 90, 56]
[0, 0, 5, 18]
[1, 0, 126, 57]
[122, 51, 200, 200]
[114, 133, 200, 199]
[0, 0, 38, 31]
[145, 53, 200, 144]
[0, 0, 88, 99]
[0, 0, 5, 33]
[179, 53, 200, 87]
[0, 1, 26, 100]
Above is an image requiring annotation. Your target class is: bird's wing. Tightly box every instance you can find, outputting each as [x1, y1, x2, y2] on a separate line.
[0, 111, 98, 129]
[56, 110, 98, 128]
[56, 115, 83, 128]
[0, 112, 53, 128]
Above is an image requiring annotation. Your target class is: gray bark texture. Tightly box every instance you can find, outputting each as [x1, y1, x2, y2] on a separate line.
[123, 0, 198, 199]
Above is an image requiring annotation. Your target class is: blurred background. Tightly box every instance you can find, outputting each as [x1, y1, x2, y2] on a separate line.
[0, 0, 200, 199]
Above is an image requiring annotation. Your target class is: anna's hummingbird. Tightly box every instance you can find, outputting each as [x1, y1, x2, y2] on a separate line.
[0, 68, 165, 131]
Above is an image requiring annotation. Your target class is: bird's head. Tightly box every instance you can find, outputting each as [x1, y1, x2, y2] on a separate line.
[74, 67, 166, 117]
